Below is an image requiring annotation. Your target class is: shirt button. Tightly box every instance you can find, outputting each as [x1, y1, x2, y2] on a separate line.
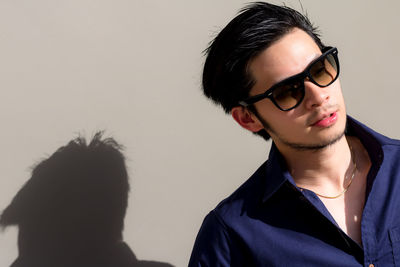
[369, 264, 374, 267]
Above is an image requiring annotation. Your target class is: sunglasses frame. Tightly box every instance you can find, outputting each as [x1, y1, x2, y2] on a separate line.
[239, 46, 340, 111]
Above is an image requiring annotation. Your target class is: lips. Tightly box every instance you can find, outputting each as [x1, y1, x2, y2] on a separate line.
[311, 112, 338, 127]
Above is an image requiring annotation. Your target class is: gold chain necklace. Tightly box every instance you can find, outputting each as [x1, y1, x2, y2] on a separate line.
[298, 144, 357, 199]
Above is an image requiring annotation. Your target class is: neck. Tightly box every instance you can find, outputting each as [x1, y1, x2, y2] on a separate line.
[276, 135, 353, 191]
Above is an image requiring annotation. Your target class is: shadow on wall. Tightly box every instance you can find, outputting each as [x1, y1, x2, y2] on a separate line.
[0, 132, 174, 267]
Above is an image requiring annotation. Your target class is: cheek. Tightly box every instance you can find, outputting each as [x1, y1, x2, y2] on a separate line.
[253, 99, 278, 120]
[269, 113, 299, 132]
[331, 80, 344, 100]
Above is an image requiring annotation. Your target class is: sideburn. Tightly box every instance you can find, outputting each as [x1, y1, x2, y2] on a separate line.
[247, 105, 272, 141]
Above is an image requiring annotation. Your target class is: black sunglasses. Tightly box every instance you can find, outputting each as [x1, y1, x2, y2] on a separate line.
[239, 47, 340, 111]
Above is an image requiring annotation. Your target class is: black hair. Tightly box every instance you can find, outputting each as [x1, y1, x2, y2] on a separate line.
[202, 2, 324, 140]
[0, 132, 129, 244]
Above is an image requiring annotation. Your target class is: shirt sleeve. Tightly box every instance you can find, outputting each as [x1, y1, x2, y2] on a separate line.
[188, 210, 232, 267]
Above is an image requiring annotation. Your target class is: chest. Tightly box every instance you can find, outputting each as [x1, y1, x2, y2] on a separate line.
[319, 171, 367, 245]
[231, 170, 400, 267]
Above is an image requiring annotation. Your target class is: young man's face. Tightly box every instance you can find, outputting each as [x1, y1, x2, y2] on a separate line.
[245, 28, 346, 151]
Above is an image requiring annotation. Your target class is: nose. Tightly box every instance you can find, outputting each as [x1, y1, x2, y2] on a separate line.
[303, 81, 330, 110]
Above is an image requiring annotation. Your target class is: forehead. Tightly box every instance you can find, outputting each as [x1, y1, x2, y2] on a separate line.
[248, 28, 322, 89]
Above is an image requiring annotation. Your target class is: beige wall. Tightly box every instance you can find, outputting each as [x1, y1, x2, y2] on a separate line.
[1, 1, 399, 266]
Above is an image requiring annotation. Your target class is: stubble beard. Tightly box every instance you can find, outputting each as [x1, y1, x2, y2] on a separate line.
[257, 114, 346, 152]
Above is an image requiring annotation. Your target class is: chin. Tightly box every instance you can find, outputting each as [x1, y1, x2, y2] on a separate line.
[306, 129, 346, 151]
[278, 128, 346, 151]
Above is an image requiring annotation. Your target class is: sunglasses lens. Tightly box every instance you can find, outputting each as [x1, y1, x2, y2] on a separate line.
[242, 48, 339, 111]
[309, 53, 338, 86]
[272, 80, 304, 110]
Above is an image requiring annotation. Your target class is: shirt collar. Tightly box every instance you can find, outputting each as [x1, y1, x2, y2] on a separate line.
[261, 142, 295, 202]
[261, 115, 388, 203]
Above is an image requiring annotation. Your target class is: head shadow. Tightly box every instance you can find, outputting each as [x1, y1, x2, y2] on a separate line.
[1, 132, 173, 267]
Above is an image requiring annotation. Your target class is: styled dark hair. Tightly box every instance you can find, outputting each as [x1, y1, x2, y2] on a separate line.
[0, 132, 129, 244]
[202, 2, 324, 140]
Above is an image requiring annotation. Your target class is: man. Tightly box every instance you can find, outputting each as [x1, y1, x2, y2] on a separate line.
[0, 133, 173, 267]
[189, 2, 400, 266]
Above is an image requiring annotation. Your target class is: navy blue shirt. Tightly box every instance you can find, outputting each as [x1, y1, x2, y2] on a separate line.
[189, 117, 400, 266]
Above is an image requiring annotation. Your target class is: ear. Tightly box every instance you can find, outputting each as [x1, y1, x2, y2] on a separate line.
[231, 106, 264, 133]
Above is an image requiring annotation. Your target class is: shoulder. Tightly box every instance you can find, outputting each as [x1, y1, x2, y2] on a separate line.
[213, 160, 270, 223]
[189, 160, 271, 266]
